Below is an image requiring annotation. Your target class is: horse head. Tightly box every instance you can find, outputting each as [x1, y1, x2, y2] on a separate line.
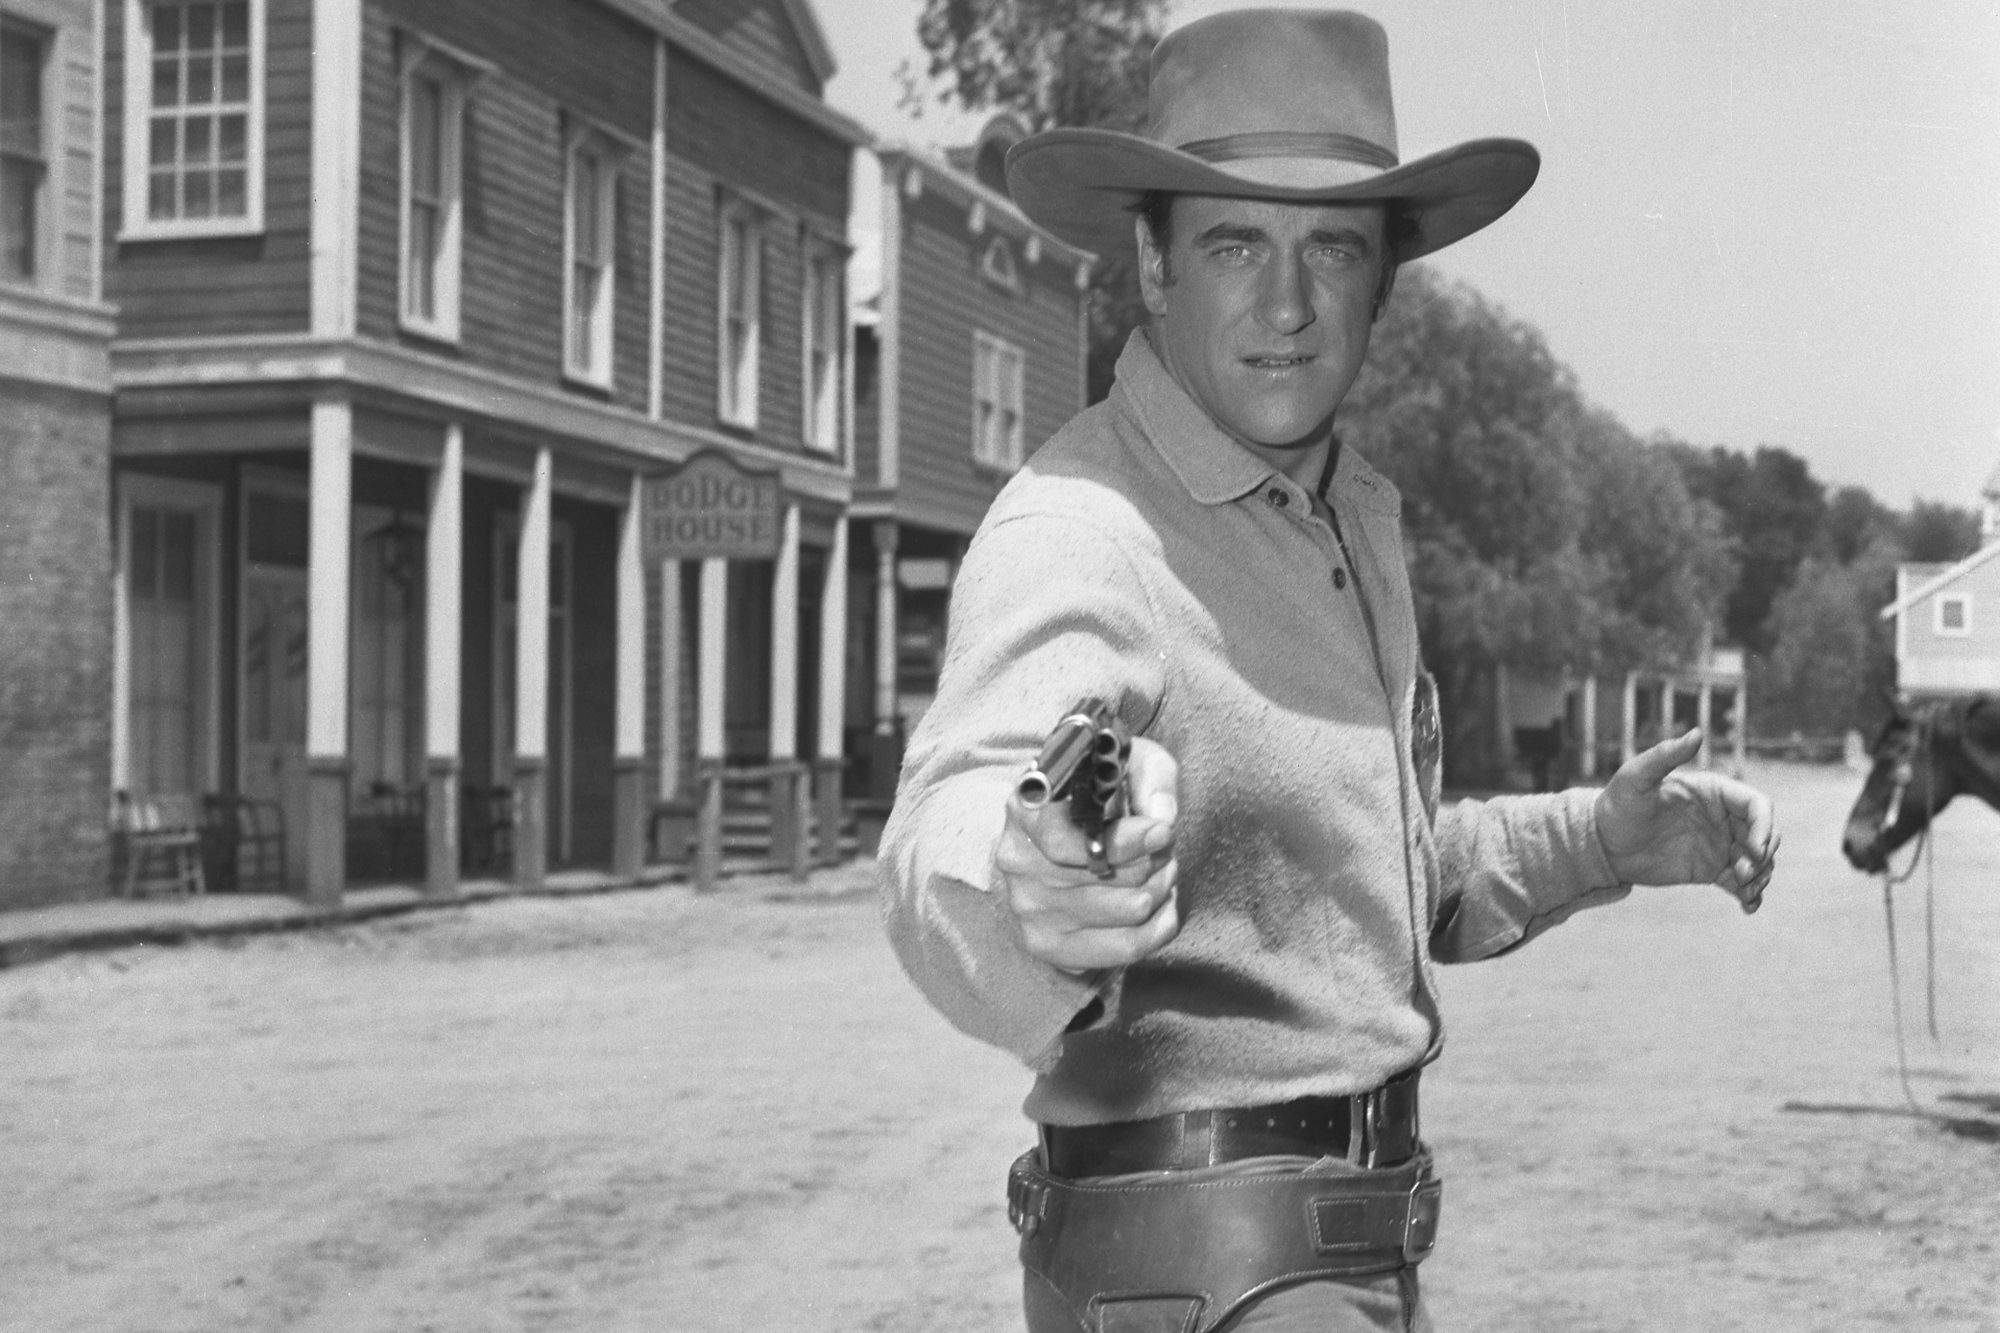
[1842, 700, 1960, 872]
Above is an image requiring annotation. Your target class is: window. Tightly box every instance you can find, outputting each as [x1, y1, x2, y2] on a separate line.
[123, 0, 265, 237]
[717, 200, 762, 427]
[1935, 593, 1973, 637]
[973, 331, 1026, 472]
[400, 42, 472, 339]
[119, 475, 220, 797]
[801, 242, 842, 453]
[0, 18, 46, 283]
[563, 123, 620, 385]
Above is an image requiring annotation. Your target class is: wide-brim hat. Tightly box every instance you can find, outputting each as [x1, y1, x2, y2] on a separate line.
[1006, 7, 1539, 262]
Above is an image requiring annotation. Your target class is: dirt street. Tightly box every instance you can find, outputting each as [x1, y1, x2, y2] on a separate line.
[3, 760, 1996, 1332]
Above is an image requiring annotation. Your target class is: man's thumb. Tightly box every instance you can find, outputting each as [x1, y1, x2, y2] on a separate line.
[1623, 727, 1703, 789]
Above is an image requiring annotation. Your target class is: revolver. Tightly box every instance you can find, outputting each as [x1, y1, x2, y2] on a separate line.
[1016, 697, 1131, 879]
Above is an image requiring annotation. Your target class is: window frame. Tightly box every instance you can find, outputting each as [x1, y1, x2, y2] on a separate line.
[121, 0, 267, 240]
[800, 235, 844, 455]
[1934, 592, 1974, 638]
[0, 13, 52, 286]
[398, 36, 478, 342]
[971, 329, 1026, 473]
[716, 196, 763, 429]
[561, 118, 622, 388]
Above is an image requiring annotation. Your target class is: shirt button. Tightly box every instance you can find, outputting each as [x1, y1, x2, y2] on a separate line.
[1267, 488, 1289, 508]
[1332, 567, 1349, 590]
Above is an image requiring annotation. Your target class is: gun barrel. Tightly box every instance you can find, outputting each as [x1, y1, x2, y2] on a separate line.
[1016, 699, 1115, 808]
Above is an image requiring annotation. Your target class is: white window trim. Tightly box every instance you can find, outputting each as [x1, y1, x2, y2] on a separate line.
[0, 13, 56, 288]
[1934, 592, 1973, 638]
[971, 329, 1026, 473]
[562, 118, 625, 388]
[120, 0, 266, 239]
[398, 35, 482, 342]
[716, 196, 763, 429]
[800, 234, 844, 455]
[115, 471, 224, 795]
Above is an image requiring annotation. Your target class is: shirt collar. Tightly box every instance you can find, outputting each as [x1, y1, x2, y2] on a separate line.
[1109, 330, 1400, 517]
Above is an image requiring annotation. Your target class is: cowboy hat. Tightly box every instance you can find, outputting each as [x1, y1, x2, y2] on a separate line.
[1005, 7, 1539, 261]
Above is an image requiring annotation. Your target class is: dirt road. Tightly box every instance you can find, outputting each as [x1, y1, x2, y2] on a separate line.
[3, 761, 1996, 1332]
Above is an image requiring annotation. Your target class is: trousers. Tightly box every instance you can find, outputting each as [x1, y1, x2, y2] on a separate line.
[1017, 1152, 1434, 1333]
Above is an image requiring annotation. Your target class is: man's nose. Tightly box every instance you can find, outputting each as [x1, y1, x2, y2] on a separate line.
[1257, 254, 1315, 333]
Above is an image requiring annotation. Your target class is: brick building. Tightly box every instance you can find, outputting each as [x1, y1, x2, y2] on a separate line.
[0, 0, 117, 906]
[88, 0, 867, 906]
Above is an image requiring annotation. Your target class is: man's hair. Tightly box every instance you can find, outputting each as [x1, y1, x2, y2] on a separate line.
[1131, 189, 1415, 312]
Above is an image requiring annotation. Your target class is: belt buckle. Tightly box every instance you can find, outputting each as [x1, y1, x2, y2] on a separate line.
[1402, 1177, 1443, 1263]
[1351, 1086, 1384, 1167]
[1008, 1158, 1047, 1239]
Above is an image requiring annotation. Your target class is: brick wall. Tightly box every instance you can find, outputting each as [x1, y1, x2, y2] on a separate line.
[0, 380, 114, 908]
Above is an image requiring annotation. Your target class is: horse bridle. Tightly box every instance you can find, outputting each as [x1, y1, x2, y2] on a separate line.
[1878, 711, 1932, 841]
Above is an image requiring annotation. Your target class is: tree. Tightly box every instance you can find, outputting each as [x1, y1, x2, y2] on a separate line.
[1667, 443, 1826, 654]
[1901, 500, 1983, 563]
[902, 0, 1169, 401]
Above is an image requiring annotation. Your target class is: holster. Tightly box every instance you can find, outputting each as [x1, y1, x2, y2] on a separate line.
[1008, 1147, 1441, 1333]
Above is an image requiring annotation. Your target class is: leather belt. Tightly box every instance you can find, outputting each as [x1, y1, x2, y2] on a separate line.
[1039, 1068, 1420, 1178]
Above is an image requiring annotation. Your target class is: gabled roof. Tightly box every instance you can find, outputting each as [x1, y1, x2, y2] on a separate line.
[1880, 540, 2000, 620]
[779, 0, 839, 86]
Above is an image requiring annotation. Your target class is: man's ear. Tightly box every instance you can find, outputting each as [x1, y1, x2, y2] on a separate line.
[1371, 260, 1399, 323]
[1136, 214, 1171, 318]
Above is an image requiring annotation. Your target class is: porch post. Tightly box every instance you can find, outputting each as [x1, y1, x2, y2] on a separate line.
[423, 423, 464, 898]
[769, 505, 804, 877]
[872, 520, 898, 737]
[1621, 672, 1638, 765]
[1578, 674, 1598, 781]
[305, 399, 353, 905]
[814, 517, 849, 864]
[1733, 685, 1748, 774]
[1697, 680, 1714, 769]
[612, 472, 647, 877]
[696, 557, 728, 891]
[513, 447, 552, 892]
[657, 559, 683, 846]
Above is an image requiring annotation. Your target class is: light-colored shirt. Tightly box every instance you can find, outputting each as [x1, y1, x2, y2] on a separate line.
[878, 332, 1627, 1127]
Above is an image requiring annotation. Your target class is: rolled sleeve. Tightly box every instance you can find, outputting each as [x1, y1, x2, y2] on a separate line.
[1429, 787, 1630, 963]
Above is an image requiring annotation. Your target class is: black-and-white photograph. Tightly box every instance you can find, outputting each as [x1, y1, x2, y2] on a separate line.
[1, 1, 1995, 1329]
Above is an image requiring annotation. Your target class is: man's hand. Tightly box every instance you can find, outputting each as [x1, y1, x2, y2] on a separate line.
[997, 736, 1181, 973]
[1594, 729, 1780, 913]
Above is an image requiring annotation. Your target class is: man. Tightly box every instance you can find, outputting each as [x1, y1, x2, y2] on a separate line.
[878, 9, 1780, 1332]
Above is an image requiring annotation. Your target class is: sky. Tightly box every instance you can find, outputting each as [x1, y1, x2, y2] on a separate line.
[820, 0, 2000, 512]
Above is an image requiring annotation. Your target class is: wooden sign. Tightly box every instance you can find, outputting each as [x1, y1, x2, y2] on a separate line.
[642, 450, 781, 561]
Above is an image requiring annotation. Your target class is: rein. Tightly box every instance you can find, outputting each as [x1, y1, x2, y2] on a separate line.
[1875, 707, 1944, 1119]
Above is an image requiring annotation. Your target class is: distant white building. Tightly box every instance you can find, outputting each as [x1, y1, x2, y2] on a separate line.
[1882, 541, 2000, 697]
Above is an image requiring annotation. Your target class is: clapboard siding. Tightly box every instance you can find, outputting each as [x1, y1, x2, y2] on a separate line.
[56, 18, 96, 301]
[672, 0, 819, 96]
[656, 45, 849, 451]
[354, 0, 653, 410]
[103, 0, 314, 336]
[890, 184, 1084, 535]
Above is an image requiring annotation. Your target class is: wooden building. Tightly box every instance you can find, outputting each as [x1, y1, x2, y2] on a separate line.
[848, 116, 1092, 796]
[1883, 543, 2000, 698]
[99, 0, 867, 905]
[0, 0, 117, 906]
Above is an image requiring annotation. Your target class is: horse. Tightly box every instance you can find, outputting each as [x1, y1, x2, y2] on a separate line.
[1842, 695, 2000, 873]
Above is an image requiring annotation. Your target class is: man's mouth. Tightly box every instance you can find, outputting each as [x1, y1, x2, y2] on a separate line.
[1243, 354, 1314, 370]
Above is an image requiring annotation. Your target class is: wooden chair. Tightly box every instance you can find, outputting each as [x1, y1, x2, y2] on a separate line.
[201, 794, 287, 894]
[112, 792, 208, 899]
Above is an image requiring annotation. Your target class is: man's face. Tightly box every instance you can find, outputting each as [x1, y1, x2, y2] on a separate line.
[1137, 195, 1389, 463]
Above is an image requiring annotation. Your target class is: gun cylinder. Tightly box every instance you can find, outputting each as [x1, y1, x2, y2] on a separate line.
[1017, 714, 1100, 808]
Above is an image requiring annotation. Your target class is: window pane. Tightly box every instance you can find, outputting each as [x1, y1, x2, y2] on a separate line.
[148, 168, 176, 220]
[220, 52, 247, 102]
[187, 54, 214, 105]
[149, 117, 178, 169]
[187, 3, 215, 50]
[152, 4, 183, 51]
[1, 29, 41, 139]
[185, 116, 211, 165]
[184, 166, 213, 217]
[217, 113, 245, 164]
[215, 167, 245, 217]
[409, 79, 441, 195]
[221, 1, 248, 48]
[152, 56, 182, 109]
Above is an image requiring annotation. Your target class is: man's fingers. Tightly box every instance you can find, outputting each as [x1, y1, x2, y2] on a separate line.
[1032, 880, 1182, 972]
[1126, 737, 1181, 831]
[1618, 728, 1705, 791]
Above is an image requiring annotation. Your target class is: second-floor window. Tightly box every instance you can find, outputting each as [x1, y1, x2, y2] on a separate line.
[0, 18, 46, 284]
[124, 0, 265, 236]
[400, 46, 468, 339]
[563, 126, 619, 386]
[972, 331, 1026, 472]
[1936, 593, 1973, 637]
[717, 201, 762, 428]
[801, 242, 842, 454]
